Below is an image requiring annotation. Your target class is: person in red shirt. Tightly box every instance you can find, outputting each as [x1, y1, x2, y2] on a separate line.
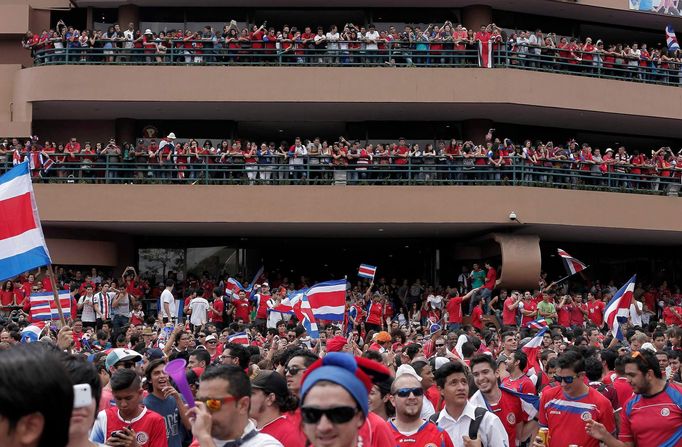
[586, 292, 606, 327]
[445, 287, 479, 331]
[0, 280, 16, 313]
[586, 349, 682, 447]
[538, 351, 615, 447]
[90, 369, 167, 447]
[470, 299, 484, 331]
[388, 374, 454, 447]
[365, 293, 385, 333]
[471, 355, 537, 446]
[232, 290, 251, 324]
[502, 350, 536, 395]
[209, 291, 225, 330]
[502, 291, 521, 326]
[520, 291, 538, 327]
[478, 261, 497, 313]
[393, 137, 410, 179]
[555, 294, 573, 328]
[249, 370, 307, 447]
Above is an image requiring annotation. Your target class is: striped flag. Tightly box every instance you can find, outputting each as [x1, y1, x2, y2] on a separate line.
[246, 265, 265, 299]
[525, 317, 548, 330]
[225, 277, 243, 299]
[0, 162, 51, 281]
[521, 327, 548, 375]
[604, 275, 636, 341]
[21, 322, 47, 343]
[299, 293, 320, 339]
[557, 248, 587, 276]
[471, 386, 539, 419]
[29, 291, 71, 321]
[358, 264, 377, 280]
[227, 332, 249, 345]
[667, 25, 680, 52]
[305, 279, 346, 321]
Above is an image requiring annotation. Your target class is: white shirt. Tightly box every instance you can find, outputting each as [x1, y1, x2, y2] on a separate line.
[212, 420, 282, 447]
[365, 30, 380, 50]
[629, 300, 643, 327]
[326, 32, 340, 49]
[189, 297, 209, 326]
[420, 395, 435, 419]
[160, 289, 176, 319]
[436, 402, 509, 447]
[79, 294, 96, 322]
[124, 29, 134, 48]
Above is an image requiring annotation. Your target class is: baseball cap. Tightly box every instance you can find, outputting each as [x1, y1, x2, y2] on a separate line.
[205, 335, 217, 342]
[252, 370, 288, 396]
[144, 348, 164, 361]
[106, 348, 142, 370]
[375, 331, 391, 343]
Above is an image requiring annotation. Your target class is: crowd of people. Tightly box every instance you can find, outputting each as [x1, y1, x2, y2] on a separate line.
[24, 18, 682, 83]
[1, 261, 682, 447]
[3, 132, 682, 191]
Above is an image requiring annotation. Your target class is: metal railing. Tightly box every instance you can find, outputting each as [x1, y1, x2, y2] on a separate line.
[5, 157, 680, 195]
[32, 44, 682, 87]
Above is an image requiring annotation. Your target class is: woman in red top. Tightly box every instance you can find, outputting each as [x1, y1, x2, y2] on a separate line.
[174, 143, 188, 180]
[0, 280, 16, 312]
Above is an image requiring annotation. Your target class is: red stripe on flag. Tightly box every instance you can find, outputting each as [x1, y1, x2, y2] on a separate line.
[0, 192, 37, 240]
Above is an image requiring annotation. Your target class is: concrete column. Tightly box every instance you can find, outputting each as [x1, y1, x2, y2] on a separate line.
[493, 233, 541, 289]
[117, 4, 139, 30]
[115, 118, 136, 145]
[462, 119, 493, 145]
[462, 5, 493, 31]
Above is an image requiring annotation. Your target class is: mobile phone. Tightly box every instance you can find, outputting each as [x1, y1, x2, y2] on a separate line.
[73, 383, 92, 408]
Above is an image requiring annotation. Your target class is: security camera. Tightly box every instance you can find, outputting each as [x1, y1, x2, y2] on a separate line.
[509, 211, 517, 221]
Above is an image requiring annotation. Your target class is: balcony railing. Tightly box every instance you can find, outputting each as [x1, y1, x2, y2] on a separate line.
[32, 44, 682, 87]
[7, 158, 681, 195]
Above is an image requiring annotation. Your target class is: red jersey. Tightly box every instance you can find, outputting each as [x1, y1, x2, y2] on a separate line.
[471, 305, 483, 329]
[255, 293, 270, 320]
[484, 267, 496, 290]
[620, 383, 682, 446]
[571, 303, 586, 326]
[502, 374, 536, 395]
[233, 297, 251, 322]
[259, 416, 306, 447]
[538, 386, 615, 447]
[0, 291, 15, 307]
[209, 299, 224, 323]
[587, 300, 605, 326]
[365, 302, 384, 325]
[91, 406, 168, 447]
[520, 300, 537, 326]
[359, 412, 398, 447]
[557, 304, 571, 327]
[483, 389, 529, 447]
[613, 376, 634, 409]
[446, 296, 464, 323]
[388, 419, 454, 447]
[502, 297, 517, 326]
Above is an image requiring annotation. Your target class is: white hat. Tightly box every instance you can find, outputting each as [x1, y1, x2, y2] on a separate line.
[144, 29, 153, 35]
[605, 148, 613, 153]
[167, 132, 176, 139]
[205, 335, 217, 342]
[396, 364, 422, 381]
[640, 342, 656, 354]
[434, 357, 450, 370]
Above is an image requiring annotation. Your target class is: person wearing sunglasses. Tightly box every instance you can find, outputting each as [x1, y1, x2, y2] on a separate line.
[388, 373, 454, 446]
[534, 350, 615, 447]
[188, 365, 282, 447]
[585, 349, 682, 447]
[299, 353, 390, 447]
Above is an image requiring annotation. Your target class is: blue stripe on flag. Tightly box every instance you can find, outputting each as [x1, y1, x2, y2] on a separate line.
[0, 161, 29, 184]
[0, 246, 51, 282]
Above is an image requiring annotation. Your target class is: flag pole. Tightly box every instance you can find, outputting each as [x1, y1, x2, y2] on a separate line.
[46, 264, 66, 327]
[554, 265, 590, 285]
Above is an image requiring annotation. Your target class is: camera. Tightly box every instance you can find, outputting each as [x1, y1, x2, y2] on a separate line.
[509, 211, 517, 221]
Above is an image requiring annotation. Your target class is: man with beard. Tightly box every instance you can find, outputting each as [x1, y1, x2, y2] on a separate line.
[470, 355, 538, 446]
[388, 374, 454, 446]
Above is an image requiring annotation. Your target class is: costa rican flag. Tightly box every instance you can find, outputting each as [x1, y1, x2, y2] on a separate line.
[300, 293, 320, 339]
[305, 279, 346, 321]
[29, 291, 72, 321]
[0, 162, 52, 281]
[225, 277, 243, 299]
[21, 322, 47, 343]
[272, 290, 304, 316]
[358, 264, 377, 280]
[478, 40, 493, 68]
[557, 248, 587, 276]
[471, 387, 539, 420]
[526, 317, 548, 330]
[228, 332, 249, 345]
[604, 275, 636, 341]
[521, 327, 548, 375]
[667, 25, 680, 52]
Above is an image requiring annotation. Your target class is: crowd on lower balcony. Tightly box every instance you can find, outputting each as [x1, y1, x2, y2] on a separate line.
[23, 18, 682, 84]
[2, 131, 682, 193]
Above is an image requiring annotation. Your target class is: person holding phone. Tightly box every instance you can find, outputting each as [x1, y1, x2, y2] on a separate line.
[62, 355, 104, 447]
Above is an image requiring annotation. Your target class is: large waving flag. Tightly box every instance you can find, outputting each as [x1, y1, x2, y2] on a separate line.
[667, 25, 680, 52]
[305, 279, 346, 321]
[227, 332, 249, 345]
[521, 327, 548, 375]
[29, 291, 71, 321]
[471, 387, 539, 420]
[604, 275, 636, 341]
[21, 322, 47, 343]
[246, 265, 265, 299]
[0, 162, 51, 281]
[557, 249, 587, 276]
[299, 293, 320, 339]
[225, 277, 243, 299]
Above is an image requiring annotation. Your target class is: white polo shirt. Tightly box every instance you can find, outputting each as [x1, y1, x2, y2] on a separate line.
[435, 401, 509, 447]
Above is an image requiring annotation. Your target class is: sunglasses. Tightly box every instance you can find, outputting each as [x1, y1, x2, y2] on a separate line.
[394, 387, 424, 398]
[207, 340, 217, 344]
[435, 344, 445, 347]
[197, 396, 238, 412]
[285, 366, 304, 376]
[553, 374, 578, 384]
[115, 361, 136, 370]
[301, 406, 358, 424]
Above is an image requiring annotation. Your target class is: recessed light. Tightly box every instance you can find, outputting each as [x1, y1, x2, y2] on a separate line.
[378, 228, 384, 232]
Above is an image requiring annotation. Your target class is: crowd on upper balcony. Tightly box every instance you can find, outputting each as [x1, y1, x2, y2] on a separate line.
[21, 17, 682, 82]
[2, 131, 682, 192]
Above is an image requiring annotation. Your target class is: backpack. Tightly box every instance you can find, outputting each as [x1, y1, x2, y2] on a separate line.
[429, 407, 488, 440]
